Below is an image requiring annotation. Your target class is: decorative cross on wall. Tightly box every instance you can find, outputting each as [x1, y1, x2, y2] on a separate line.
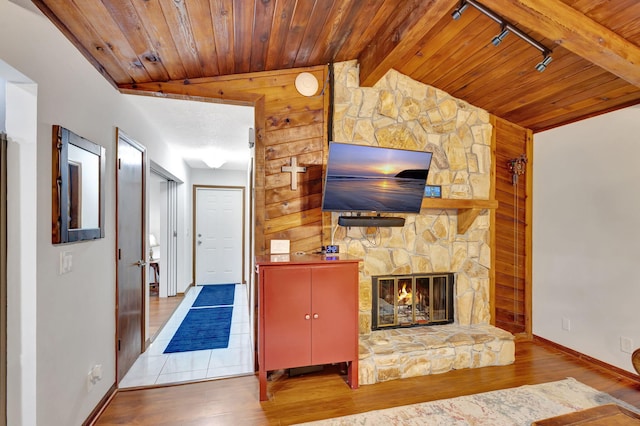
[281, 157, 307, 190]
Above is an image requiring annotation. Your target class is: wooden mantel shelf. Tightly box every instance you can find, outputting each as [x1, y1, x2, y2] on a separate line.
[420, 199, 499, 234]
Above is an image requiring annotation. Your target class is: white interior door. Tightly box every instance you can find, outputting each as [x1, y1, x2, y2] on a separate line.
[195, 187, 243, 285]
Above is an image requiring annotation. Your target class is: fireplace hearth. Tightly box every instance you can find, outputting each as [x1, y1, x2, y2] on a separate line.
[372, 273, 454, 330]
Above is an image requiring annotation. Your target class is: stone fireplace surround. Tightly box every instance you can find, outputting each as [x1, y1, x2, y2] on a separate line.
[360, 271, 514, 386]
[329, 61, 516, 385]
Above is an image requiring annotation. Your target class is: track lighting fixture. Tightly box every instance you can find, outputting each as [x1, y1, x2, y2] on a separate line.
[453, 0, 553, 72]
[535, 55, 553, 72]
[451, 2, 469, 20]
[491, 27, 509, 46]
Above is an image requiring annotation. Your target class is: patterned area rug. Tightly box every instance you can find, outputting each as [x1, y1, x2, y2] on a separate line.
[299, 378, 639, 425]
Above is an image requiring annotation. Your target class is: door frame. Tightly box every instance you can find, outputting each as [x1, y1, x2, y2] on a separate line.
[1, 132, 7, 425]
[149, 161, 182, 298]
[192, 185, 246, 286]
[115, 128, 147, 382]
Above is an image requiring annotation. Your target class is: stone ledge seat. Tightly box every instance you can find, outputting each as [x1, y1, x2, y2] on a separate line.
[358, 324, 515, 385]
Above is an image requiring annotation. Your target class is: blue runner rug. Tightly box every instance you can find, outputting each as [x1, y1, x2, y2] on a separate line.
[163, 306, 233, 353]
[193, 284, 235, 307]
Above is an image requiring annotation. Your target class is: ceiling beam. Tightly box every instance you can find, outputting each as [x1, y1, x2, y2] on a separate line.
[480, 0, 640, 88]
[358, 0, 458, 87]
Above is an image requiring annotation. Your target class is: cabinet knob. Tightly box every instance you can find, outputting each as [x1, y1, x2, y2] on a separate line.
[305, 314, 310, 320]
[313, 313, 319, 319]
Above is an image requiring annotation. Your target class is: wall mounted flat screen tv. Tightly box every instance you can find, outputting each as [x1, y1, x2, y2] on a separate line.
[321, 142, 433, 213]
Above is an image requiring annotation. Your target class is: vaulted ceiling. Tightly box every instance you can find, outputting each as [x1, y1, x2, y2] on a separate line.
[32, 0, 640, 132]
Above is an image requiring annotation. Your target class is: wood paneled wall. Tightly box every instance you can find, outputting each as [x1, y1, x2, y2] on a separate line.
[121, 65, 330, 256]
[493, 117, 532, 336]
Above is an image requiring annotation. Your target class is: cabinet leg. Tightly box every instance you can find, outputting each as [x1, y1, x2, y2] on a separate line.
[259, 369, 268, 401]
[348, 359, 359, 389]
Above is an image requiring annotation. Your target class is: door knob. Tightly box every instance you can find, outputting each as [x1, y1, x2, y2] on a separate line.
[134, 260, 147, 267]
[304, 314, 310, 320]
[313, 313, 319, 319]
[197, 240, 202, 245]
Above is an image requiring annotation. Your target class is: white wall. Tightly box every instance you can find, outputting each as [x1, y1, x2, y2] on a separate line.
[0, 77, 6, 132]
[191, 168, 247, 187]
[0, 1, 191, 424]
[533, 105, 640, 374]
[148, 172, 164, 255]
[5, 76, 37, 426]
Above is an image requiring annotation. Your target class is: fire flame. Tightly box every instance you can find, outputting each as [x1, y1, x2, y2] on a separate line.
[398, 283, 412, 304]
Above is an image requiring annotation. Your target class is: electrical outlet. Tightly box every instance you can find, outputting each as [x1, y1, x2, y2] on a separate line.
[620, 336, 633, 354]
[562, 317, 571, 331]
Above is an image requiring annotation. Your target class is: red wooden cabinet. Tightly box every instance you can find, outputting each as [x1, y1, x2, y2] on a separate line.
[256, 254, 360, 401]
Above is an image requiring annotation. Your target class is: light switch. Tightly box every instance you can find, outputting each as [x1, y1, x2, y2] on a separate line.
[59, 251, 73, 274]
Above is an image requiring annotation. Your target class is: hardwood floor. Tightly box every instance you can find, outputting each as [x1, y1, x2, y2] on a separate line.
[96, 340, 640, 425]
[148, 293, 184, 341]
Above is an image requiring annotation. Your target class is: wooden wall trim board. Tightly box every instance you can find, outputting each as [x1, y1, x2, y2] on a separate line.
[525, 127, 533, 338]
[533, 335, 640, 385]
[81, 384, 117, 426]
[489, 116, 498, 326]
[1, 133, 7, 425]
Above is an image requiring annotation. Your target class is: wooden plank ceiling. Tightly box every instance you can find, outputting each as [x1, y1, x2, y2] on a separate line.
[33, 0, 640, 132]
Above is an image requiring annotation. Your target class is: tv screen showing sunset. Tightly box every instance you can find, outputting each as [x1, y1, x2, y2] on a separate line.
[322, 143, 433, 213]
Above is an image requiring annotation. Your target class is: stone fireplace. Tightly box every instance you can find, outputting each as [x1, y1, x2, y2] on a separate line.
[329, 61, 515, 385]
[372, 273, 454, 330]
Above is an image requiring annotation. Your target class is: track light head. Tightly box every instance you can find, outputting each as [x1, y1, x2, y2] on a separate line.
[451, 2, 469, 20]
[535, 55, 553, 72]
[491, 28, 509, 46]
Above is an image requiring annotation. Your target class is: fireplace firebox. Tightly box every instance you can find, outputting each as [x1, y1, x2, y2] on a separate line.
[372, 273, 454, 330]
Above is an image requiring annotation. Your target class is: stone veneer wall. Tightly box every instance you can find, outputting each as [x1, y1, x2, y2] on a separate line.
[331, 61, 494, 335]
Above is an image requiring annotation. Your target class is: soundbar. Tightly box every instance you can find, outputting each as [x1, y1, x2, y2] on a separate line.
[338, 216, 405, 227]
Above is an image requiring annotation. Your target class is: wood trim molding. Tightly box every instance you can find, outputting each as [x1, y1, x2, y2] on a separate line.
[81, 383, 117, 426]
[1, 133, 7, 424]
[533, 335, 640, 385]
[489, 115, 498, 325]
[524, 129, 534, 338]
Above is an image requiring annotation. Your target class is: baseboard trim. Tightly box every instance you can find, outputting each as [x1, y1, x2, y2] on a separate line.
[533, 335, 640, 384]
[82, 383, 117, 426]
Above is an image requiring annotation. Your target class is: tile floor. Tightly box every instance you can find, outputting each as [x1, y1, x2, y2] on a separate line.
[119, 284, 254, 388]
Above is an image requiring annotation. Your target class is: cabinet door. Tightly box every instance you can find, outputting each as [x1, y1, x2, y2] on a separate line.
[310, 263, 358, 364]
[263, 266, 312, 370]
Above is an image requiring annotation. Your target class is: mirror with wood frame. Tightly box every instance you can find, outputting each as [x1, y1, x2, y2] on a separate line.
[52, 125, 105, 244]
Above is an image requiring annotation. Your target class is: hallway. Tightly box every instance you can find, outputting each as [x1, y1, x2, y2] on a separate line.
[119, 284, 253, 388]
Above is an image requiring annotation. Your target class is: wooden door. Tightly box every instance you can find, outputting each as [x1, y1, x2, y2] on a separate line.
[310, 264, 358, 364]
[263, 266, 311, 370]
[116, 130, 145, 382]
[194, 186, 243, 285]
